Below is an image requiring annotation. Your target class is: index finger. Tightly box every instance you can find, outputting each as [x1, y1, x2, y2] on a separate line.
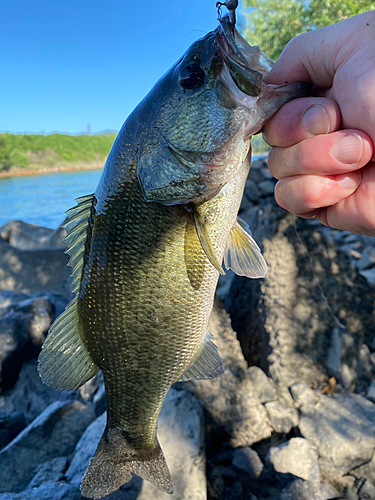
[262, 97, 341, 148]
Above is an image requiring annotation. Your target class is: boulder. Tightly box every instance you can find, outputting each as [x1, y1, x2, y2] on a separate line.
[0, 220, 66, 250]
[247, 366, 277, 404]
[0, 291, 68, 392]
[190, 298, 272, 448]
[0, 482, 81, 500]
[264, 401, 299, 434]
[0, 360, 72, 428]
[298, 393, 375, 477]
[27, 457, 68, 488]
[280, 479, 325, 500]
[229, 199, 375, 401]
[267, 437, 320, 483]
[0, 400, 95, 492]
[232, 447, 264, 479]
[0, 237, 72, 298]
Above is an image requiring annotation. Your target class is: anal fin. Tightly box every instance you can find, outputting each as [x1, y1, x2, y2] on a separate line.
[179, 333, 224, 382]
[224, 217, 267, 278]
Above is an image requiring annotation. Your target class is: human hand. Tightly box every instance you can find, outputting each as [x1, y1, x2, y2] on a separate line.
[262, 11, 375, 236]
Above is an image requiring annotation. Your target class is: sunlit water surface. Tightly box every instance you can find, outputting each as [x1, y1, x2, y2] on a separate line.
[0, 169, 103, 229]
[0, 154, 266, 230]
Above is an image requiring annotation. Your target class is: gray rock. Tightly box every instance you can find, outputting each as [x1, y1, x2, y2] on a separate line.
[360, 268, 375, 286]
[366, 380, 375, 402]
[0, 400, 95, 492]
[267, 437, 320, 483]
[354, 477, 375, 499]
[258, 180, 276, 196]
[265, 401, 299, 434]
[0, 291, 28, 315]
[280, 479, 325, 500]
[244, 179, 262, 203]
[0, 220, 65, 251]
[228, 201, 375, 400]
[350, 450, 375, 485]
[190, 299, 272, 447]
[0, 482, 81, 500]
[0, 292, 65, 392]
[28, 457, 68, 488]
[0, 237, 72, 299]
[325, 328, 373, 391]
[248, 366, 277, 403]
[232, 447, 263, 478]
[0, 410, 26, 449]
[356, 247, 375, 271]
[66, 411, 106, 487]
[320, 483, 340, 500]
[0, 360, 71, 425]
[289, 382, 317, 409]
[299, 393, 375, 476]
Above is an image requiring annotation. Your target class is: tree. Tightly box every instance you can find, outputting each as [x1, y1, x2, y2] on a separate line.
[241, 0, 375, 61]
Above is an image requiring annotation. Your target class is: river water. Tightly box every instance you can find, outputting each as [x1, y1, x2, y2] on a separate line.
[0, 169, 103, 229]
[0, 154, 267, 229]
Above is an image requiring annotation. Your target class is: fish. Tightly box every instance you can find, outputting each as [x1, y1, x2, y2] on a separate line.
[38, 7, 310, 500]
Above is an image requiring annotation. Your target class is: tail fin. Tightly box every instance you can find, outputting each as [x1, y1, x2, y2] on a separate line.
[80, 427, 173, 499]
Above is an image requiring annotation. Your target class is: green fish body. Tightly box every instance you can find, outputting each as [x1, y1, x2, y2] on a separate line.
[38, 15, 310, 500]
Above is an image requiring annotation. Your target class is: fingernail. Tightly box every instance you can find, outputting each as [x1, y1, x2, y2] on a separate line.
[301, 104, 330, 135]
[331, 134, 364, 164]
[337, 171, 361, 190]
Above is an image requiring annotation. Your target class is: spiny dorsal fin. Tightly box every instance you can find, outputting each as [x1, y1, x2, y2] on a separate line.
[38, 194, 99, 390]
[224, 218, 267, 278]
[193, 206, 225, 275]
[63, 194, 95, 294]
[179, 333, 225, 381]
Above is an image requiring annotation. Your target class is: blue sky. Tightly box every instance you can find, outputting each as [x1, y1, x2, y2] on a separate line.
[0, 0, 247, 135]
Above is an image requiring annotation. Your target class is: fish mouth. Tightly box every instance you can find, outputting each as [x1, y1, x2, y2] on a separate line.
[216, 14, 274, 97]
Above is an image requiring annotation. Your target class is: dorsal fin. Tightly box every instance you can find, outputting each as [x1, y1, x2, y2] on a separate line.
[224, 218, 267, 278]
[63, 194, 95, 293]
[178, 333, 224, 381]
[38, 194, 99, 390]
[193, 206, 225, 275]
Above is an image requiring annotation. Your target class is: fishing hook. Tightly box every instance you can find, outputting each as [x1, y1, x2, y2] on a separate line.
[216, 0, 238, 24]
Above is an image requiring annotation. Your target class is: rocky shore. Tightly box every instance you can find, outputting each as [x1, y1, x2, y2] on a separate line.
[0, 158, 375, 499]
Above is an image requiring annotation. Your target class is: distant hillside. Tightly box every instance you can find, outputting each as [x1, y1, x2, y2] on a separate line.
[0, 131, 270, 175]
[0, 132, 117, 172]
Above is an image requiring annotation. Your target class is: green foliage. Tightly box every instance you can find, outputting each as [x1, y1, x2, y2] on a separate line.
[241, 0, 374, 61]
[0, 133, 116, 171]
[251, 134, 270, 153]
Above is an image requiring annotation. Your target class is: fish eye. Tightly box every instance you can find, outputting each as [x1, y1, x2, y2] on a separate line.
[179, 63, 205, 90]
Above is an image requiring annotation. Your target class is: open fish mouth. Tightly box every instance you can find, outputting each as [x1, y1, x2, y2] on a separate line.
[215, 13, 274, 96]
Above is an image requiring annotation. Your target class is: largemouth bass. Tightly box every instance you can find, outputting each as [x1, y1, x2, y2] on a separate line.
[38, 7, 310, 499]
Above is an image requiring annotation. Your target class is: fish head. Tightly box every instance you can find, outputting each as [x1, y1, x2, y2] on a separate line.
[137, 15, 311, 206]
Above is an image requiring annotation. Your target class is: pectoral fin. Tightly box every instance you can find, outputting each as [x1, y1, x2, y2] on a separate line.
[224, 218, 267, 278]
[178, 333, 224, 381]
[193, 207, 225, 275]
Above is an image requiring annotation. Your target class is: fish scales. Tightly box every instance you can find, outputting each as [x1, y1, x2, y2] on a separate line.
[38, 9, 311, 499]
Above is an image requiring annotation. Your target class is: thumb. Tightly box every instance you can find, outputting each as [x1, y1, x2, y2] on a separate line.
[263, 12, 373, 88]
